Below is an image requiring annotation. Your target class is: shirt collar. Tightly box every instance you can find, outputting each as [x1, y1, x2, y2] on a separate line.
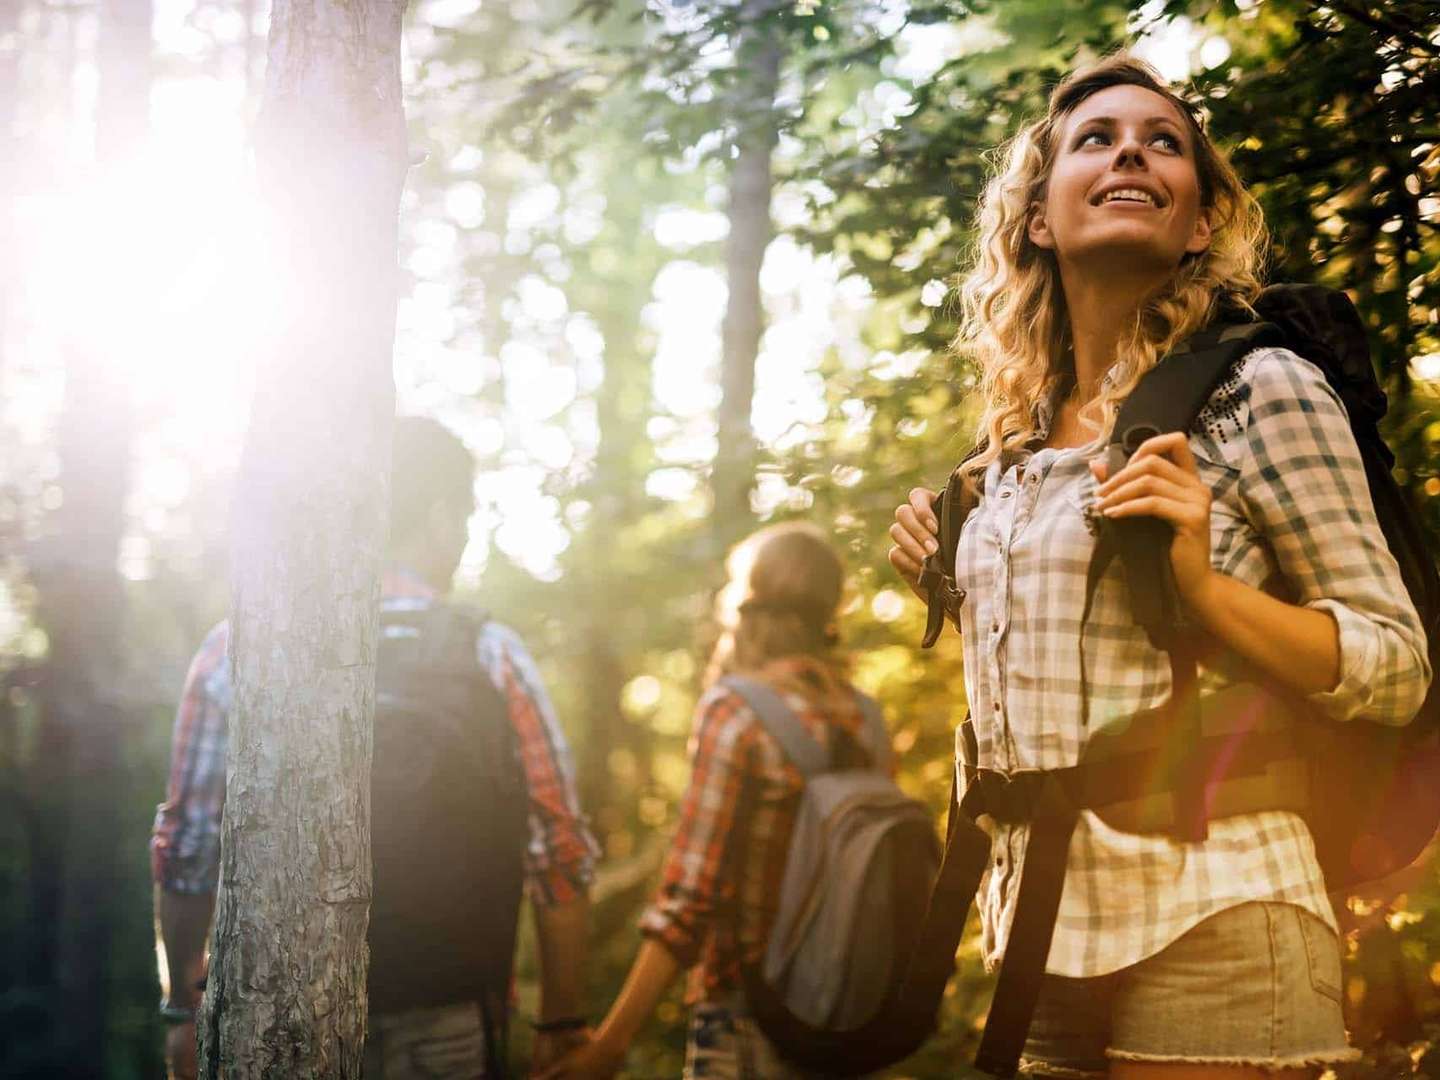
[381, 562, 440, 601]
[1029, 360, 1126, 446]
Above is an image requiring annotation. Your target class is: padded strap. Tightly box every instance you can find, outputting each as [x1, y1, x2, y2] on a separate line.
[720, 675, 829, 777]
[973, 775, 1080, 1078]
[854, 691, 892, 772]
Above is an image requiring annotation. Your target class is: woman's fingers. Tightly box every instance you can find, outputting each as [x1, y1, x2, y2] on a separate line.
[890, 514, 935, 564]
[1096, 474, 1200, 515]
[890, 486, 940, 594]
[1099, 493, 1200, 525]
[1097, 448, 1195, 498]
[888, 540, 923, 587]
[908, 487, 939, 533]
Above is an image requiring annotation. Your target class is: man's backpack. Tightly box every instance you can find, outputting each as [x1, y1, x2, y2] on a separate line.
[912, 283, 1440, 1076]
[717, 675, 943, 1076]
[368, 604, 528, 1076]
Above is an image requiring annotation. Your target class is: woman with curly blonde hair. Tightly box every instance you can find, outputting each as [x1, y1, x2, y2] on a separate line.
[890, 54, 1429, 1078]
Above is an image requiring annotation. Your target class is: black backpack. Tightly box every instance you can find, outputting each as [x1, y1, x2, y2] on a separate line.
[368, 604, 528, 1077]
[909, 283, 1440, 1075]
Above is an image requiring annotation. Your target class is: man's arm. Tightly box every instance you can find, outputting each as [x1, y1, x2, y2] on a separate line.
[533, 894, 589, 1023]
[529, 895, 592, 1074]
[156, 887, 213, 1010]
[150, 623, 230, 1080]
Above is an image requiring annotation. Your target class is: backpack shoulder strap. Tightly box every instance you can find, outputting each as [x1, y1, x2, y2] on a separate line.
[1105, 318, 1284, 651]
[1111, 319, 1283, 450]
[919, 457, 980, 649]
[853, 690, 892, 773]
[720, 675, 829, 778]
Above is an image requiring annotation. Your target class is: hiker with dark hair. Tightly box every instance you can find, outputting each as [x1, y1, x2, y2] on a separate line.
[151, 416, 599, 1080]
[541, 522, 934, 1079]
[888, 55, 1432, 1079]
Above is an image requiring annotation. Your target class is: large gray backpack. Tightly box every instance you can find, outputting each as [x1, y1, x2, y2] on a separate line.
[720, 676, 941, 1072]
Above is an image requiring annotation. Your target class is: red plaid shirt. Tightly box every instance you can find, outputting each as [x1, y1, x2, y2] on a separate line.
[639, 657, 884, 1003]
[150, 566, 597, 906]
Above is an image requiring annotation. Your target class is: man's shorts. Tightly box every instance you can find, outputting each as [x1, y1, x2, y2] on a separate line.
[1020, 901, 1359, 1077]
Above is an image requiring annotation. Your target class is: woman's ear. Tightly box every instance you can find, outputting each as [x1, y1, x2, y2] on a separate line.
[1027, 200, 1055, 250]
[1185, 207, 1213, 255]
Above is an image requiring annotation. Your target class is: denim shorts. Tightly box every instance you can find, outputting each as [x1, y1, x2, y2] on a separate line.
[684, 996, 842, 1080]
[1020, 901, 1359, 1077]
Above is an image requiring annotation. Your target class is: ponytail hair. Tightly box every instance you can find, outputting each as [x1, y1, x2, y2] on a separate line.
[704, 522, 846, 686]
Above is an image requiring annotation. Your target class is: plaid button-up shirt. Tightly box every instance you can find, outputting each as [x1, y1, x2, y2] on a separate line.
[955, 347, 1431, 978]
[639, 658, 877, 1003]
[150, 567, 597, 907]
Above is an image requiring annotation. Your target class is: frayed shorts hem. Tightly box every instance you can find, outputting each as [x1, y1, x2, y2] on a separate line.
[1019, 1047, 1360, 1078]
[1018, 1060, 1106, 1080]
[1105, 1048, 1363, 1068]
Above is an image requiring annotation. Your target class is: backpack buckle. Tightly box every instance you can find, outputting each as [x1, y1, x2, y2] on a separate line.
[919, 560, 966, 649]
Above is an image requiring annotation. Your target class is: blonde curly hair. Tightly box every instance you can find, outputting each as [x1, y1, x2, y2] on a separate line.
[956, 53, 1268, 489]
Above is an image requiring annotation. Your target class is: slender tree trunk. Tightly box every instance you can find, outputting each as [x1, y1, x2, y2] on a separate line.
[29, 0, 149, 1063]
[199, 0, 407, 1074]
[710, 0, 781, 557]
[578, 306, 654, 816]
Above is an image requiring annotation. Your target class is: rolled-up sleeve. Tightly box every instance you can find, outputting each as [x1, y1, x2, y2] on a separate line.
[477, 623, 599, 907]
[150, 622, 231, 894]
[638, 689, 754, 966]
[1237, 349, 1431, 724]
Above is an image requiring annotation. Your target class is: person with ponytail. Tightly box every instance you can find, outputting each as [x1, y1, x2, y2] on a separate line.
[887, 54, 1428, 1079]
[542, 522, 878, 1079]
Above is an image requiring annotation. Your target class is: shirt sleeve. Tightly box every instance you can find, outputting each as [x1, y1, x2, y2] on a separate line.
[150, 622, 231, 894]
[476, 622, 598, 907]
[1237, 348, 1431, 725]
[638, 688, 754, 967]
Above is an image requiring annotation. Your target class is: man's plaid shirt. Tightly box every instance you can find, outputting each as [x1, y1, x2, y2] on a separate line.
[954, 347, 1431, 978]
[150, 567, 598, 906]
[638, 658, 878, 1004]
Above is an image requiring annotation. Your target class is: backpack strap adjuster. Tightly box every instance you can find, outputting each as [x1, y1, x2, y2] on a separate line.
[919, 556, 966, 649]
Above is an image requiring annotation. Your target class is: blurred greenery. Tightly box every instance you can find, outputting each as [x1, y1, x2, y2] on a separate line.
[1, 0, 1437, 1076]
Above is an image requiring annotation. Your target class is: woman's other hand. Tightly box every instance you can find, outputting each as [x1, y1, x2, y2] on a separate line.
[1091, 431, 1214, 605]
[530, 1027, 595, 1078]
[889, 487, 940, 600]
[534, 1032, 625, 1080]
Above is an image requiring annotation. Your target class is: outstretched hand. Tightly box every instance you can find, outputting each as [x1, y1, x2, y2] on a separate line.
[888, 487, 940, 600]
[534, 1032, 625, 1080]
[529, 1027, 595, 1078]
[1091, 431, 1215, 605]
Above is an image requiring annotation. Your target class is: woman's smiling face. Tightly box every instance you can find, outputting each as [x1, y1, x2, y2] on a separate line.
[1028, 84, 1213, 274]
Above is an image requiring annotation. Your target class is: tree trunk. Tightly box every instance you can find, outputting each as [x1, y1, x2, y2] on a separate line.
[29, 0, 149, 1064]
[199, 0, 407, 1074]
[710, 0, 781, 558]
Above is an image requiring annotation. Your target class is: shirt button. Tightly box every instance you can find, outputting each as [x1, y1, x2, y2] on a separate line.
[996, 857, 1004, 868]
[993, 701, 1001, 712]
[991, 623, 999, 633]
[999, 490, 1012, 499]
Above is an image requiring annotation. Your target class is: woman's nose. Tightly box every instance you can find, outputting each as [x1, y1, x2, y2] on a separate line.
[1113, 135, 1147, 168]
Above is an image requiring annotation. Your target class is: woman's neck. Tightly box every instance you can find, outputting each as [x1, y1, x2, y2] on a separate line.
[1057, 257, 1159, 399]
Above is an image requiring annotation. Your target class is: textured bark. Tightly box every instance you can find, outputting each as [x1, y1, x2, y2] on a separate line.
[199, 0, 407, 1075]
[710, 1, 781, 557]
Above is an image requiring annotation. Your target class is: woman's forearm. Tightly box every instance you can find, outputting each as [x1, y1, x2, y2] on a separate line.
[592, 938, 682, 1055]
[1188, 570, 1341, 697]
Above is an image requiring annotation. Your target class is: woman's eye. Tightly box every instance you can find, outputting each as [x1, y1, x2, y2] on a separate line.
[1077, 131, 1108, 147]
[1151, 133, 1182, 152]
